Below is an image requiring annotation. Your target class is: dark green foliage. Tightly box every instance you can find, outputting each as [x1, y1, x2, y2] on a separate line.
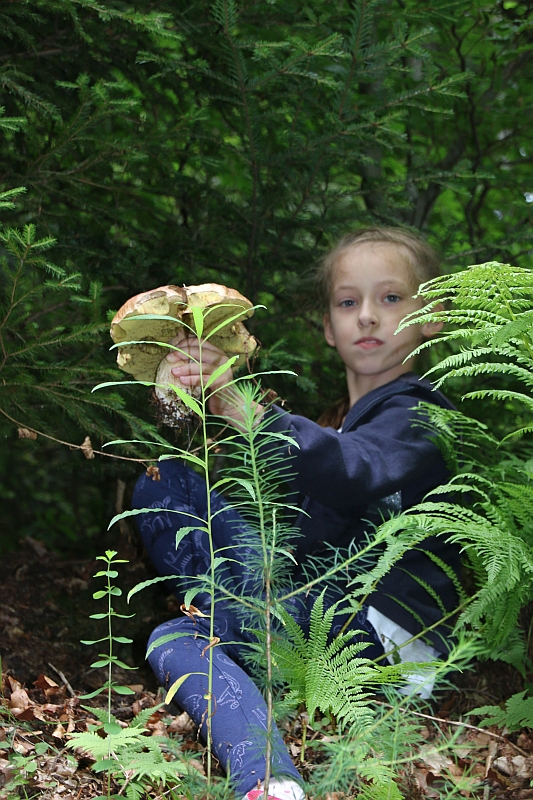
[2, 0, 532, 417]
[267, 591, 408, 725]
[471, 690, 533, 732]
[1, 1, 533, 552]
[396, 263, 533, 667]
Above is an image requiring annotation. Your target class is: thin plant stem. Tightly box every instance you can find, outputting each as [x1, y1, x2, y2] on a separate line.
[244, 400, 273, 797]
[198, 334, 215, 794]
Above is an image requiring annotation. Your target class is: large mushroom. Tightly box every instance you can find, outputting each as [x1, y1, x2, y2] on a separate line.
[110, 283, 257, 426]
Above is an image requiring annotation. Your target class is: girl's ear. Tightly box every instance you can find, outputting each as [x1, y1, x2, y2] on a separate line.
[323, 313, 336, 347]
[420, 302, 445, 338]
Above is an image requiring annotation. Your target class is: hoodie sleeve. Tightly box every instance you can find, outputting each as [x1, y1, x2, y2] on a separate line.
[262, 395, 448, 509]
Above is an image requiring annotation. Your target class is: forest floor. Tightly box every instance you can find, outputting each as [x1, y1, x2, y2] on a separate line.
[1, 537, 533, 799]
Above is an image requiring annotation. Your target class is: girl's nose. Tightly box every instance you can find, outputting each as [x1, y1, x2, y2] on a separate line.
[357, 299, 378, 327]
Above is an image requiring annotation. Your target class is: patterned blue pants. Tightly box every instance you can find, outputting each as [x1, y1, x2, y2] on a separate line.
[132, 460, 384, 797]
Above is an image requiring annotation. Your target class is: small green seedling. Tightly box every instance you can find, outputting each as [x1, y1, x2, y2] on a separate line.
[66, 550, 193, 799]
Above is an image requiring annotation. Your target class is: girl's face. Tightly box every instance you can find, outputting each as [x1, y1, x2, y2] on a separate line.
[323, 242, 442, 399]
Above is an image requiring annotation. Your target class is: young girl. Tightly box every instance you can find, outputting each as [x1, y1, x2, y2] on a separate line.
[132, 228, 460, 800]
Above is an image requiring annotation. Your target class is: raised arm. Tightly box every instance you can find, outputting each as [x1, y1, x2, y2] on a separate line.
[262, 392, 449, 509]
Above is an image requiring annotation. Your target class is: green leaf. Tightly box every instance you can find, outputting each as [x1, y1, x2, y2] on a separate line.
[127, 574, 178, 602]
[204, 355, 239, 390]
[236, 478, 256, 500]
[159, 381, 202, 416]
[146, 631, 200, 658]
[103, 721, 123, 735]
[90, 658, 112, 668]
[184, 586, 204, 609]
[92, 758, 117, 772]
[158, 451, 207, 469]
[165, 672, 207, 706]
[79, 686, 106, 699]
[191, 305, 204, 338]
[113, 685, 136, 695]
[176, 525, 202, 548]
[257, 431, 300, 449]
[92, 590, 107, 600]
[111, 658, 137, 670]
[107, 505, 205, 532]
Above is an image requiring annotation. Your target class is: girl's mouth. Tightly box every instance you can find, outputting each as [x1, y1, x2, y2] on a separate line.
[355, 337, 383, 349]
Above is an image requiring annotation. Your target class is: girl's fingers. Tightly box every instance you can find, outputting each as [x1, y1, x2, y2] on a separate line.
[171, 360, 230, 379]
[170, 350, 231, 383]
[164, 335, 232, 389]
[166, 335, 226, 362]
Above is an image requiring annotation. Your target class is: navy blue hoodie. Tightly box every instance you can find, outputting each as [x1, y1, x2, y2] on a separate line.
[263, 372, 460, 652]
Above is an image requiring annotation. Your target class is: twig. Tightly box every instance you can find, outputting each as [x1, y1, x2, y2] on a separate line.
[47, 662, 76, 698]
[0, 407, 156, 465]
[377, 701, 529, 756]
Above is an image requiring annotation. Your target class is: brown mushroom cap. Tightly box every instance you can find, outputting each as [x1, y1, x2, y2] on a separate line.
[110, 283, 257, 384]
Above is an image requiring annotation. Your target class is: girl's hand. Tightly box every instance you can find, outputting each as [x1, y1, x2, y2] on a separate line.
[166, 334, 264, 427]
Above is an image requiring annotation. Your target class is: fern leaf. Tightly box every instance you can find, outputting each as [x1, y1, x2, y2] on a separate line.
[471, 690, 533, 732]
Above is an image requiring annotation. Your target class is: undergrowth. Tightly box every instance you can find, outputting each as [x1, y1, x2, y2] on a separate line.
[95, 300, 475, 799]
[7, 260, 533, 798]
[399, 262, 533, 670]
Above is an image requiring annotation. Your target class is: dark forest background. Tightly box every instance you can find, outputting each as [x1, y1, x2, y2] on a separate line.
[1, 0, 532, 555]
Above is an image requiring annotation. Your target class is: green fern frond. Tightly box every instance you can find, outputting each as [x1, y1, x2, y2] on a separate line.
[269, 592, 411, 726]
[471, 690, 533, 731]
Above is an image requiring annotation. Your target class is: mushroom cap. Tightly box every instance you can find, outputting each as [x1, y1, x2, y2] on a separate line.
[110, 283, 257, 383]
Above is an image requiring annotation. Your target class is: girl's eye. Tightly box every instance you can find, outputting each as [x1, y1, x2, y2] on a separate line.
[384, 294, 401, 303]
[340, 299, 356, 308]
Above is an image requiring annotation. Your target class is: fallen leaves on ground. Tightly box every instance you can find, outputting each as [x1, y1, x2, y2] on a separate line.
[0, 672, 203, 799]
[3, 671, 533, 798]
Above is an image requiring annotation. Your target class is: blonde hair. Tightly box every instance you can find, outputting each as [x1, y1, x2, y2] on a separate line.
[317, 227, 441, 308]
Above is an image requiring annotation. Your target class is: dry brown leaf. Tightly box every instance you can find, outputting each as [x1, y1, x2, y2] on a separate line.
[9, 687, 30, 711]
[14, 707, 38, 722]
[168, 711, 194, 734]
[181, 603, 210, 620]
[517, 732, 533, 751]
[494, 754, 533, 780]
[18, 427, 37, 439]
[80, 435, 95, 459]
[42, 703, 62, 713]
[9, 685, 33, 720]
[0, 756, 14, 782]
[418, 745, 454, 774]
[471, 731, 492, 746]
[149, 720, 168, 737]
[12, 740, 34, 755]
[145, 465, 161, 481]
[485, 739, 498, 778]
[34, 674, 61, 699]
[414, 767, 440, 798]
[7, 676, 23, 693]
[132, 695, 156, 716]
[52, 722, 66, 740]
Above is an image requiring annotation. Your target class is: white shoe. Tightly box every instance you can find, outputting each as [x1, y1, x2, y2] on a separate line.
[242, 778, 305, 800]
